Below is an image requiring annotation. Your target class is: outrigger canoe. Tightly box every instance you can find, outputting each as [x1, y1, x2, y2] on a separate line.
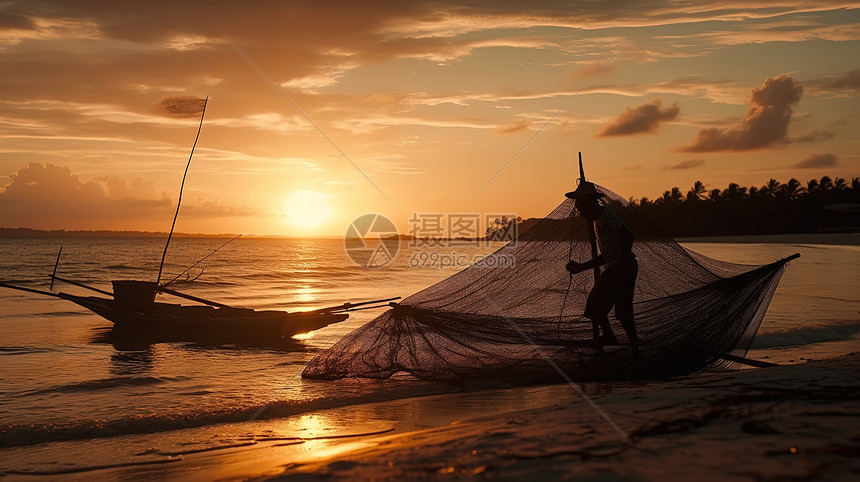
[0, 279, 397, 342]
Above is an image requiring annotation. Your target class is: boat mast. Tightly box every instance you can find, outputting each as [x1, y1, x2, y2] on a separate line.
[156, 96, 209, 286]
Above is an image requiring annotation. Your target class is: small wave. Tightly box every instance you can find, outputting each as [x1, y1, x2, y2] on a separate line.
[171, 279, 241, 288]
[0, 310, 89, 319]
[0, 381, 452, 448]
[238, 268, 365, 282]
[0, 346, 58, 356]
[103, 264, 148, 270]
[752, 322, 860, 348]
[43, 310, 93, 317]
[23, 376, 184, 396]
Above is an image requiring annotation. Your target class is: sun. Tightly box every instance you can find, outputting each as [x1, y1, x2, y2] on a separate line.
[284, 191, 332, 230]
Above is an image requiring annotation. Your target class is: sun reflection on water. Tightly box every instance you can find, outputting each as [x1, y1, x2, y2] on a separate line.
[294, 414, 333, 452]
[292, 283, 316, 304]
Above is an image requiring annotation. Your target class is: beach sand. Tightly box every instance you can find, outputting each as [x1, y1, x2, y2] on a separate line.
[6, 350, 857, 481]
[678, 232, 859, 246]
[261, 352, 860, 481]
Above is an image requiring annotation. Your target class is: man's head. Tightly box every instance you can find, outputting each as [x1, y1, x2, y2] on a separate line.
[574, 194, 603, 220]
[565, 181, 604, 220]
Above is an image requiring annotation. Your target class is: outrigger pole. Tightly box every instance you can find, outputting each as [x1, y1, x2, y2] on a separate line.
[50, 275, 113, 297]
[49, 273, 234, 308]
[157, 96, 209, 286]
[44, 272, 400, 314]
[311, 296, 401, 315]
[0, 281, 61, 298]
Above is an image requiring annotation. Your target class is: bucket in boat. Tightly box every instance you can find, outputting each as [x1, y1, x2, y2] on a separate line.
[112, 280, 157, 311]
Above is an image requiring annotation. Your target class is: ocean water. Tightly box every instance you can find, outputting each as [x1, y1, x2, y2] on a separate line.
[0, 236, 858, 476]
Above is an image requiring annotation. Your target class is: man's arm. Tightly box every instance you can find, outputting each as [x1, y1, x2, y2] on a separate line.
[566, 222, 633, 275]
[566, 255, 605, 274]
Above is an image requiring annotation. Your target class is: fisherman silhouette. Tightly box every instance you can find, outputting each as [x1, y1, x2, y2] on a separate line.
[565, 181, 639, 360]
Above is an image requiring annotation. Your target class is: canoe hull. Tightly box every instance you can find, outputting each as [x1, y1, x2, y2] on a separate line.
[62, 294, 347, 341]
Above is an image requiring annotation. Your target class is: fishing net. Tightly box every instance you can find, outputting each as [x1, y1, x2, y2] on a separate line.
[303, 185, 795, 382]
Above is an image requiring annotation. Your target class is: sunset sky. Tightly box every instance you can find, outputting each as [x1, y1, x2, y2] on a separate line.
[0, 1, 857, 236]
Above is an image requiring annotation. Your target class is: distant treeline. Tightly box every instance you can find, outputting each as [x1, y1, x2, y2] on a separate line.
[632, 176, 859, 237]
[0, 228, 238, 239]
[489, 176, 860, 239]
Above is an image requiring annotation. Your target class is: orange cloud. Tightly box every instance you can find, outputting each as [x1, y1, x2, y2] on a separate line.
[496, 119, 531, 134]
[1, 162, 103, 202]
[0, 163, 171, 229]
[792, 153, 838, 169]
[825, 69, 860, 90]
[0, 163, 256, 230]
[788, 130, 835, 144]
[153, 96, 207, 117]
[597, 98, 679, 136]
[666, 159, 706, 170]
[682, 74, 803, 152]
[0, 12, 35, 29]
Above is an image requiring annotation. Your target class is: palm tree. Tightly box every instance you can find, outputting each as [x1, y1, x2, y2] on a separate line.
[657, 188, 683, 205]
[819, 176, 834, 193]
[806, 178, 820, 195]
[834, 177, 847, 191]
[686, 181, 706, 202]
[764, 178, 781, 198]
[722, 183, 748, 201]
[748, 186, 760, 199]
[708, 188, 721, 202]
[784, 178, 805, 200]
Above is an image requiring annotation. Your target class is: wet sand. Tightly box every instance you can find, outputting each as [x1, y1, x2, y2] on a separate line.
[678, 232, 859, 246]
[263, 352, 860, 481]
[10, 349, 856, 480]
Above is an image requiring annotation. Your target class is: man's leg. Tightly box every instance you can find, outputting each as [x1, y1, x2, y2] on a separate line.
[618, 314, 638, 358]
[585, 271, 618, 344]
[615, 257, 639, 359]
[591, 313, 618, 344]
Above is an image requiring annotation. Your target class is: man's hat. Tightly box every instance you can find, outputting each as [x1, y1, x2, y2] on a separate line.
[565, 180, 604, 200]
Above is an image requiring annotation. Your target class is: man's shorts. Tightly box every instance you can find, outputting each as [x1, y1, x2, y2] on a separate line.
[584, 254, 638, 322]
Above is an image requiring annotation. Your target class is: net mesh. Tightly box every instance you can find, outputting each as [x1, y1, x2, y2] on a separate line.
[303, 185, 794, 382]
